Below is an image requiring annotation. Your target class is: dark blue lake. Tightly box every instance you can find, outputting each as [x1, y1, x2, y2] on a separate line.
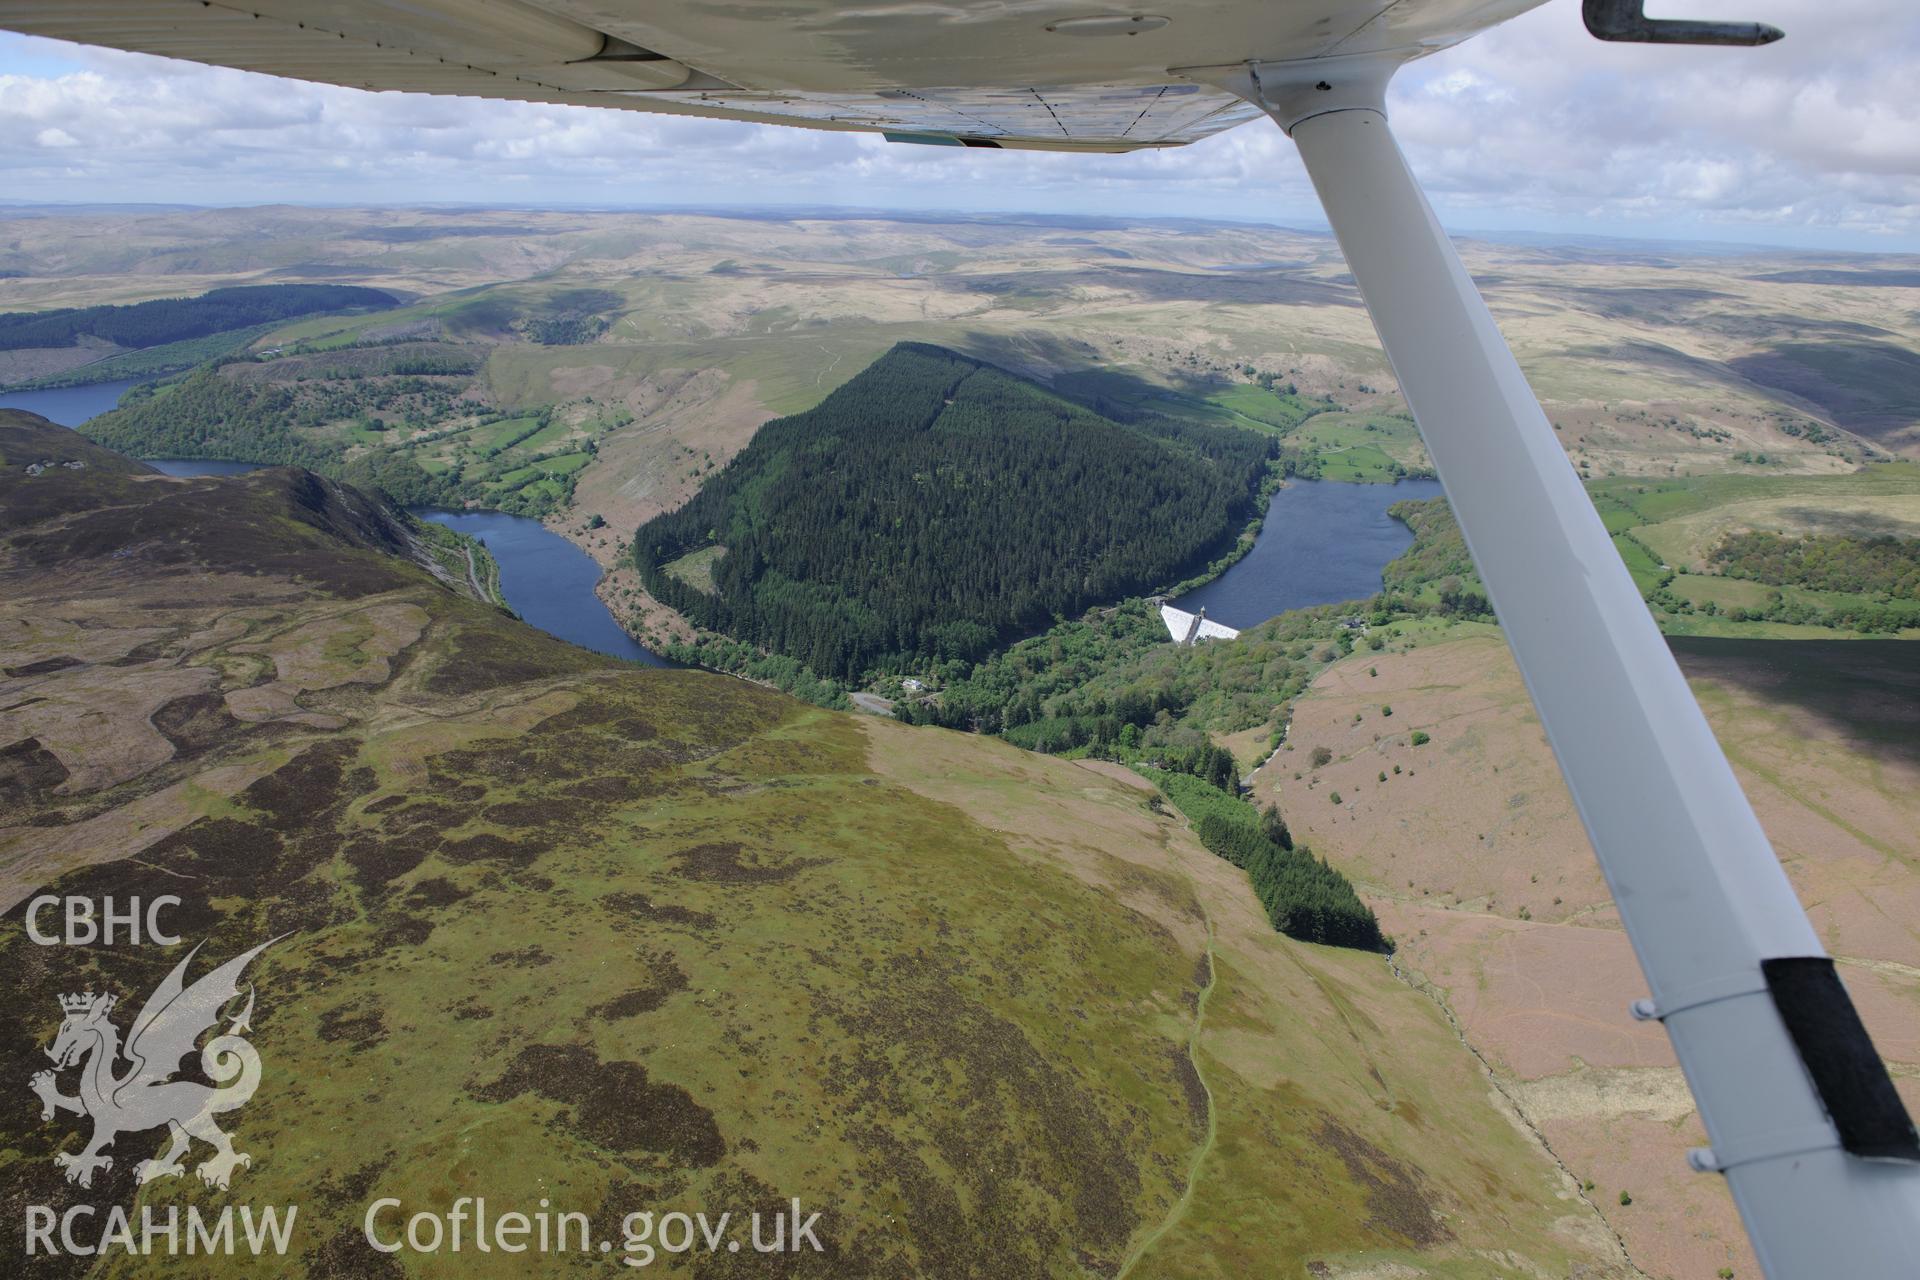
[0, 379, 141, 426]
[1174, 477, 1445, 629]
[413, 509, 668, 666]
[148, 458, 273, 477]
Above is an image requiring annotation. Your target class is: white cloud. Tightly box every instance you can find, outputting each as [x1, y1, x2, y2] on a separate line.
[1385, 0, 1920, 242]
[0, 0, 1915, 250]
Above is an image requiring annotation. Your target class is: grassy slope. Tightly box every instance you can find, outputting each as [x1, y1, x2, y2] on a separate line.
[948, 456, 1919, 1276]
[867, 729, 1624, 1279]
[0, 417, 1628, 1278]
[4, 321, 293, 390]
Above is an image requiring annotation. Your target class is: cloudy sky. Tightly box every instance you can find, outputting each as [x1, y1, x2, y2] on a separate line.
[1, 0, 1915, 251]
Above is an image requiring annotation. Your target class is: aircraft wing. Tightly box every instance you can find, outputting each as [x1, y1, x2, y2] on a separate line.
[0, 1, 1547, 152]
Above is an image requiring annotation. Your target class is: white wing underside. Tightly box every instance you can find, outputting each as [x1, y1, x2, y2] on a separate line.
[0, 0, 1545, 152]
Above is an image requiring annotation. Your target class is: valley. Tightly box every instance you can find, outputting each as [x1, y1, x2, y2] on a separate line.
[3, 202, 1918, 1278]
[4, 205, 1913, 565]
[1, 411, 1632, 1278]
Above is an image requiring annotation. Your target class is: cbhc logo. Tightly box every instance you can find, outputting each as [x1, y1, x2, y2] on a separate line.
[25, 896, 183, 946]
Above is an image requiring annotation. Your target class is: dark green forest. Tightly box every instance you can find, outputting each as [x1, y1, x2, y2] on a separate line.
[84, 369, 327, 468]
[1193, 811, 1384, 950]
[1710, 529, 1920, 599]
[634, 343, 1275, 679]
[83, 367, 450, 507]
[0, 284, 395, 351]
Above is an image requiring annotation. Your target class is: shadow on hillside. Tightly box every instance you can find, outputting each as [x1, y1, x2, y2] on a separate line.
[1728, 340, 1920, 437]
[949, 330, 1236, 421]
[1544, 284, 1731, 323]
[1670, 636, 1920, 769]
[1771, 506, 1920, 539]
[936, 264, 1359, 309]
[1566, 339, 1759, 399]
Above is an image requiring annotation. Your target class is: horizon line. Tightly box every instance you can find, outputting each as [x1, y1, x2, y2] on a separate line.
[2, 197, 1915, 260]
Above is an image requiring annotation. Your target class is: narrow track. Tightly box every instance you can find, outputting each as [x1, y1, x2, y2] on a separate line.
[462, 542, 486, 601]
[1116, 934, 1219, 1279]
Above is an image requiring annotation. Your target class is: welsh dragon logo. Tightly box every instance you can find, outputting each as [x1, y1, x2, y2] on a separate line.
[29, 938, 279, 1191]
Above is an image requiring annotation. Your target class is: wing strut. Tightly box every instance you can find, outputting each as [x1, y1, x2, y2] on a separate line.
[1190, 54, 1920, 1280]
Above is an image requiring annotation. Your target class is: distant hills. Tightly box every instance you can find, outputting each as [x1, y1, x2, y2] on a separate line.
[634, 343, 1275, 678]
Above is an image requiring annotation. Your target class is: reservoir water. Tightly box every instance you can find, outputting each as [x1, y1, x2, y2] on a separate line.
[413, 509, 669, 666]
[148, 459, 274, 477]
[1174, 477, 1446, 630]
[0, 378, 142, 426]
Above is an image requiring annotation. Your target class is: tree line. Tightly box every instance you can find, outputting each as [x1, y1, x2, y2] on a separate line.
[1131, 760, 1384, 951]
[896, 593, 1379, 753]
[1194, 812, 1385, 950]
[0, 285, 395, 351]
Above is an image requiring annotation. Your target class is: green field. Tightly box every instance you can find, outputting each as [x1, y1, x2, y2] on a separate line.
[1612, 531, 1667, 594]
[662, 544, 725, 593]
[1206, 384, 1323, 432]
[1176, 391, 1430, 483]
[1669, 572, 1772, 610]
[1277, 413, 1426, 483]
[468, 414, 534, 447]
[515, 417, 575, 451]
[492, 450, 591, 487]
[1311, 442, 1396, 482]
[1589, 465, 1920, 636]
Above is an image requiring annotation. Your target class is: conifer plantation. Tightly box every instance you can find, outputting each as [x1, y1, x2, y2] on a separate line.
[634, 343, 1274, 678]
[0, 284, 394, 350]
